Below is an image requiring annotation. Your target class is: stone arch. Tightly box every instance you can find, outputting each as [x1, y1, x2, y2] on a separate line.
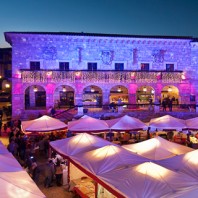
[24, 85, 46, 109]
[136, 85, 155, 104]
[82, 85, 103, 107]
[54, 85, 75, 108]
[161, 85, 179, 104]
[109, 85, 129, 104]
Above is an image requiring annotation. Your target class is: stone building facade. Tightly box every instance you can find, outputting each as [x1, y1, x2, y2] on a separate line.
[4, 32, 198, 118]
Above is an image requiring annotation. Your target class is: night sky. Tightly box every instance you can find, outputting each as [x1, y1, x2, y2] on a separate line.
[0, 0, 198, 47]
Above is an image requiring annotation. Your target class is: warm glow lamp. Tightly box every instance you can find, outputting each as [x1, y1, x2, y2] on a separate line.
[91, 86, 95, 92]
[117, 86, 122, 92]
[62, 86, 66, 92]
[33, 86, 38, 92]
[168, 86, 172, 92]
[143, 87, 147, 92]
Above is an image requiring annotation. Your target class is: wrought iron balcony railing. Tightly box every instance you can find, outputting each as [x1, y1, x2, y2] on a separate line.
[20, 70, 183, 83]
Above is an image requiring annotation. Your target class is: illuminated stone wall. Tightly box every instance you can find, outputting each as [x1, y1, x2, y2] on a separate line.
[4, 32, 198, 118]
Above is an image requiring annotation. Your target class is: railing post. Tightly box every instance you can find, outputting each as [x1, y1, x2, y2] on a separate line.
[154, 100, 160, 113]
[77, 104, 84, 115]
[196, 102, 198, 113]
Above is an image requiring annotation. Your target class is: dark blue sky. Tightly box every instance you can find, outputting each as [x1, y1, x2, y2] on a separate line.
[1, 0, 198, 47]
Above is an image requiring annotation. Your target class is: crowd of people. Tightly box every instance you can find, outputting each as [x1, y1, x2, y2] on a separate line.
[0, 116, 68, 188]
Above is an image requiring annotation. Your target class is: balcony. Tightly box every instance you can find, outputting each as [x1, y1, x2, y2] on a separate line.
[20, 70, 183, 84]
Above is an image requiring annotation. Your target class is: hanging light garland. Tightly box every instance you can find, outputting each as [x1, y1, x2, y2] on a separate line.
[21, 70, 182, 84]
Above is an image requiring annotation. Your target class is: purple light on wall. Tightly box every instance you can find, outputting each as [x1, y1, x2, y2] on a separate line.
[129, 84, 138, 94]
[13, 83, 23, 94]
[46, 84, 55, 94]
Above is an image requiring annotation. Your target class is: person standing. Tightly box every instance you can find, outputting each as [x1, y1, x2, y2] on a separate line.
[162, 99, 167, 111]
[55, 159, 63, 186]
[44, 159, 55, 188]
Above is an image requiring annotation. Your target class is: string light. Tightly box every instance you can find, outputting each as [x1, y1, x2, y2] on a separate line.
[21, 71, 182, 83]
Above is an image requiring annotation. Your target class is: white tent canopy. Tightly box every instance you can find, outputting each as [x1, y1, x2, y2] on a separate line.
[0, 154, 23, 172]
[68, 115, 109, 132]
[105, 115, 148, 131]
[149, 115, 187, 131]
[50, 133, 112, 157]
[157, 149, 198, 179]
[99, 162, 198, 198]
[185, 117, 198, 130]
[0, 141, 46, 198]
[123, 136, 194, 160]
[72, 144, 148, 175]
[0, 171, 46, 198]
[22, 115, 67, 132]
[0, 141, 9, 154]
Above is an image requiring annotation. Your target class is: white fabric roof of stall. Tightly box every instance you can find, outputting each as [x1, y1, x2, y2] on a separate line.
[22, 115, 67, 132]
[157, 149, 198, 179]
[0, 153, 23, 172]
[105, 115, 148, 131]
[98, 162, 198, 198]
[72, 144, 148, 175]
[68, 115, 109, 132]
[149, 115, 187, 131]
[50, 133, 112, 157]
[0, 141, 9, 154]
[123, 136, 194, 160]
[0, 141, 46, 198]
[0, 170, 46, 198]
[185, 117, 198, 130]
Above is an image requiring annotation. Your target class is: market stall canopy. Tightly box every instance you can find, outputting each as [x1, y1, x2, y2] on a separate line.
[22, 115, 67, 132]
[0, 141, 9, 154]
[105, 115, 148, 131]
[72, 144, 148, 175]
[123, 136, 194, 160]
[0, 170, 46, 198]
[0, 141, 46, 198]
[149, 115, 187, 131]
[68, 115, 109, 132]
[98, 162, 198, 198]
[157, 149, 198, 179]
[185, 117, 198, 130]
[50, 133, 112, 157]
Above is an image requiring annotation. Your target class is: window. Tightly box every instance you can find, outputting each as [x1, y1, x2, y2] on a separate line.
[166, 64, 174, 71]
[59, 62, 69, 71]
[30, 61, 40, 70]
[141, 63, 149, 71]
[88, 62, 97, 71]
[115, 63, 124, 71]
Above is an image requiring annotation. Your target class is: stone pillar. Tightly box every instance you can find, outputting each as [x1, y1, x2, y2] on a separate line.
[102, 90, 110, 110]
[46, 93, 54, 109]
[128, 93, 136, 109]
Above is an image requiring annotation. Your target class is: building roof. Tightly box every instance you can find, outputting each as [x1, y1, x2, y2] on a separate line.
[4, 31, 196, 45]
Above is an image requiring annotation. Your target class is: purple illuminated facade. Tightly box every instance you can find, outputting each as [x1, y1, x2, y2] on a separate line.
[4, 32, 198, 118]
